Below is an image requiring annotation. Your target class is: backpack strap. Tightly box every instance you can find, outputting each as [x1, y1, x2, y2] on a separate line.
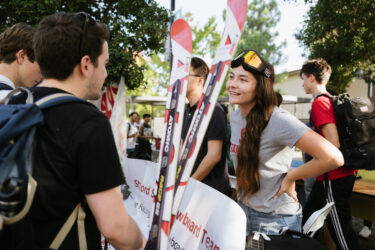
[35, 94, 89, 249]
[49, 203, 87, 250]
[311, 93, 335, 197]
[0, 175, 37, 230]
[35, 93, 87, 109]
[0, 87, 34, 105]
[0, 82, 13, 91]
[309, 93, 333, 130]
[315, 93, 332, 99]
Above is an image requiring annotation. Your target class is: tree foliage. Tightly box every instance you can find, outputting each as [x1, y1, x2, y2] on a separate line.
[185, 13, 221, 60]
[296, 0, 375, 92]
[144, 13, 221, 96]
[237, 0, 286, 70]
[0, 0, 170, 89]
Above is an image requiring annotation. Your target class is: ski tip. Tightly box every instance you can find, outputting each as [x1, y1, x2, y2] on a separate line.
[171, 18, 192, 53]
[227, 0, 248, 31]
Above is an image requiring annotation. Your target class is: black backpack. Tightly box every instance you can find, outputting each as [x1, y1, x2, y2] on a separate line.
[313, 93, 375, 170]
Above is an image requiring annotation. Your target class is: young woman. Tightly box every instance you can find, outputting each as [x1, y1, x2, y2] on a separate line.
[227, 49, 344, 235]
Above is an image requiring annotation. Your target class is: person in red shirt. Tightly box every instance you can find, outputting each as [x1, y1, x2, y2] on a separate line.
[301, 58, 359, 250]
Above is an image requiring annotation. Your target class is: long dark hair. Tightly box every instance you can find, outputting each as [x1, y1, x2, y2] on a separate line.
[236, 61, 278, 202]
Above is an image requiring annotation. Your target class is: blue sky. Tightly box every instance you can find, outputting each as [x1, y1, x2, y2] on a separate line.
[155, 0, 310, 74]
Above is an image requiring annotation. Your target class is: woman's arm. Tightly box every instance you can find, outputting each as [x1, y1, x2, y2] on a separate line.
[274, 129, 344, 200]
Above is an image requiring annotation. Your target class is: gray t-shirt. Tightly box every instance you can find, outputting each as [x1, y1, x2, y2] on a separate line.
[230, 107, 309, 215]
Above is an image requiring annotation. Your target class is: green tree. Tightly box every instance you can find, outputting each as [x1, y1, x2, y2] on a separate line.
[0, 0, 170, 89]
[144, 13, 221, 96]
[296, 0, 375, 93]
[185, 13, 221, 59]
[237, 0, 287, 71]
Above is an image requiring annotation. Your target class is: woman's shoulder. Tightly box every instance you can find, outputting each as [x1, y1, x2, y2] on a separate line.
[270, 106, 303, 126]
[271, 106, 293, 119]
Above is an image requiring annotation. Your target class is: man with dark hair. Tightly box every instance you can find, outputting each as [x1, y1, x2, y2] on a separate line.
[0, 23, 42, 99]
[135, 113, 155, 160]
[21, 12, 144, 249]
[181, 57, 231, 196]
[301, 58, 359, 250]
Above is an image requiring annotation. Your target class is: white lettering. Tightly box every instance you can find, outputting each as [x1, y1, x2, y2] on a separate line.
[164, 115, 174, 152]
[189, 103, 205, 144]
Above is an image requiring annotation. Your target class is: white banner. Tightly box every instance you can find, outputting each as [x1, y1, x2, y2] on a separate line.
[104, 159, 246, 250]
[168, 178, 247, 250]
[122, 157, 158, 239]
[109, 77, 127, 164]
[102, 158, 157, 249]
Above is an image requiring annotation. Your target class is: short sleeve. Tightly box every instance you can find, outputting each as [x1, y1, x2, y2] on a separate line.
[271, 108, 310, 148]
[206, 105, 227, 141]
[312, 96, 336, 129]
[73, 115, 125, 194]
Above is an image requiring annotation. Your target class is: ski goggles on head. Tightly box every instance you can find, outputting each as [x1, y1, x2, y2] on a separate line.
[231, 49, 275, 84]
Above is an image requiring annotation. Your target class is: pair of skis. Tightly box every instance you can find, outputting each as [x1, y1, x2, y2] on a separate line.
[145, 18, 193, 250]
[146, 0, 247, 249]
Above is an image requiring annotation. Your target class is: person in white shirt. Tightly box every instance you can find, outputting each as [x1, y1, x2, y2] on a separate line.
[126, 111, 139, 157]
[0, 23, 42, 99]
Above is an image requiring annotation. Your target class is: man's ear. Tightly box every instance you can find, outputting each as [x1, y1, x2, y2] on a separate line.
[15, 49, 26, 64]
[79, 55, 92, 78]
[309, 74, 316, 83]
[198, 77, 206, 88]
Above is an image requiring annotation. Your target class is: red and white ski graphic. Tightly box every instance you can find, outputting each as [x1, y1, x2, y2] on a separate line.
[145, 18, 192, 250]
[171, 0, 248, 226]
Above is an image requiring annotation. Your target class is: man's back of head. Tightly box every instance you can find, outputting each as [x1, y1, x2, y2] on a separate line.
[34, 12, 110, 99]
[0, 23, 41, 88]
[300, 58, 332, 85]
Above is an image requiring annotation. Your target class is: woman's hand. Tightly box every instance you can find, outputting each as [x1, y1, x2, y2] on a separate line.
[273, 174, 298, 202]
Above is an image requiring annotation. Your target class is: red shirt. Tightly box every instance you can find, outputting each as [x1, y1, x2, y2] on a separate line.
[312, 95, 356, 181]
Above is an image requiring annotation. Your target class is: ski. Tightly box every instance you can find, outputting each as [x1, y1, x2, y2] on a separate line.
[171, 0, 248, 225]
[145, 18, 192, 250]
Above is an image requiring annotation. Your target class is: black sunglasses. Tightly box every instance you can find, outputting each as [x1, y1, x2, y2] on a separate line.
[76, 12, 96, 59]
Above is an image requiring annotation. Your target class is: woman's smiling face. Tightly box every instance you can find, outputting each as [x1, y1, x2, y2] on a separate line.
[226, 65, 258, 109]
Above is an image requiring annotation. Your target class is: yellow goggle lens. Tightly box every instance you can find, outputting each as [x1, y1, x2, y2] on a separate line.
[243, 51, 262, 69]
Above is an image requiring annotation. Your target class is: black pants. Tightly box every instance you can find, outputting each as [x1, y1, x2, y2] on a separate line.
[302, 175, 360, 250]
